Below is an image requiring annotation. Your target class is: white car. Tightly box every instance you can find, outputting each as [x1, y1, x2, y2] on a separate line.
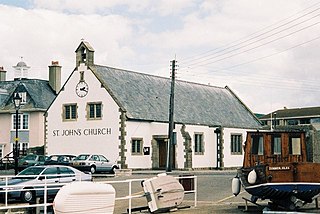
[0, 165, 92, 203]
[71, 154, 119, 174]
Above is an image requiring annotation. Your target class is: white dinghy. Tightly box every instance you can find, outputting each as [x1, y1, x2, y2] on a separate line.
[142, 173, 185, 213]
[53, 181, 115, 214]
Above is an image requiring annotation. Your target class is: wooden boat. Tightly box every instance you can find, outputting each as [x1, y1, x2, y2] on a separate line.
[233, 130, 320, 210]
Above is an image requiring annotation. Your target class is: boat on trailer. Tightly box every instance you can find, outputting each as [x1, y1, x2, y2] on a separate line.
[233, 129, 320, 210]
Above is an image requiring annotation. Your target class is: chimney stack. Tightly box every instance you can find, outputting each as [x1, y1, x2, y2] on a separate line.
[48, 61, 61, 94]
[0, 66, 6, 81]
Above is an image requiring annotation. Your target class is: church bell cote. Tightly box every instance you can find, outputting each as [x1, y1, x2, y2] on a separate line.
[75, 41, 95, 67]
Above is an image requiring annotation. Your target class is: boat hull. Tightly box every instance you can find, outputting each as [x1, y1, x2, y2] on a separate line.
[238, 162, 320, 203]
[244, 182, 320, 202]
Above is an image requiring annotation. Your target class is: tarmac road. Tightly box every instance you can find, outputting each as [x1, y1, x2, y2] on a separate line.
[94, 170, 320, 214]
[1, 169, 320, 213]
[94, 170, 263, 214]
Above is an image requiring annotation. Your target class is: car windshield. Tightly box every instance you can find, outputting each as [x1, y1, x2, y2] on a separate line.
[74, 155, 89, 161]
[23, 155, 37, 161]
[48, 156, 59, 161]
[18, 167, 45, 176]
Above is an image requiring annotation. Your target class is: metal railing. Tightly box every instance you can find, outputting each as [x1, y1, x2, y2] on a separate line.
[100, 175, 198, 214]
[0, 176, 54, 214]
[0, 173, 89, 214]
[0, 174, 197, 214]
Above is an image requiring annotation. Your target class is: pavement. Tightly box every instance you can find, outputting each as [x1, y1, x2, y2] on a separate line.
[106, 169, 257, 214]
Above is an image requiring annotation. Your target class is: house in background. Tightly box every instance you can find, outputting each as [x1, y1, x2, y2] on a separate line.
[260, 106, 320, 127]
[0, 61, 60, 159]
[260, 107, 320, 163]
[46, 41, 262, 170]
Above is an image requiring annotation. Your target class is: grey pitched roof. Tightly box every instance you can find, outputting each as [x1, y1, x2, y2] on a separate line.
[0, 79, 56, 112]
[260, 106, 320, 120]
[75, 41, 95, 52]
[93, 65, 261, 129]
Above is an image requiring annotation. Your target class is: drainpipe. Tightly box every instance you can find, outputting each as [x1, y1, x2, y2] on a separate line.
[214, 127, 221, 169]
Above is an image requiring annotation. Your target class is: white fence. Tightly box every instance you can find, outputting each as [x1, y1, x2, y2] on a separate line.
[0, 174, 197, 214]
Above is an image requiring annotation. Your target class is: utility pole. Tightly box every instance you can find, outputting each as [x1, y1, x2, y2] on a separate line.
[166, 59, 176, 172]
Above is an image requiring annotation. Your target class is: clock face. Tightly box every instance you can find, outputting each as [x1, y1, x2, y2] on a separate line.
[75, 81, 89, 97]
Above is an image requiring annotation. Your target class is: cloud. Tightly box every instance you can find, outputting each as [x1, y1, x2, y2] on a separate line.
[0, 4, 133, 80]
[31, 0, 197, 16]
[0, 0, 320, 114]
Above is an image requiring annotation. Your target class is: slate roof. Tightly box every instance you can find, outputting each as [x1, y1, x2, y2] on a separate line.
[93, 65, 261, 129]
[260, 107, 320, 120]
[0, 79, 56, 112]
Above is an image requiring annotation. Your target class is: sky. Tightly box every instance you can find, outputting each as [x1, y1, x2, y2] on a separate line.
[1, 0, 320, 114]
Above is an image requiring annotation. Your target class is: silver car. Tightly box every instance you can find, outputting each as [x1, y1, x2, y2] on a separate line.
[71, 154, 119, 174]
[0, 165, 92, 203]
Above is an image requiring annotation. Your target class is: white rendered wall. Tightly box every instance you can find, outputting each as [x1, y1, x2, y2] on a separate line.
[222, 128, 253, 168]
[0, 114, 11, 156]
[184, 125, 217, 168]
[125, 121, 219, 169]
[46, 64, 121, 163]
[29, 112, 45, 148]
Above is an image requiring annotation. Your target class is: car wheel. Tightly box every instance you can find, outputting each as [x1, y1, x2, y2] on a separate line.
[21, 189, 35, 203]
[90, 165, 96, 174]
[111, 166, 117, 174]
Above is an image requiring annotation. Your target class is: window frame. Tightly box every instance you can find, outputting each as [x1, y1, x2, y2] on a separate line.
[86, 102, 102, 120]
[194, 133, 204, 155]
[131, 138, 143, 155]
[0, 144, 4, 159]
[14, 92, 27, 104]
[271, 135, 282, 155]
[251, 135, 264, 155]
[62, 103, 77, 121]
[12, 142, 28, 156]
[12, 113, 29, 130]
[231, 133, 242, 155]
[289, 136, 301, 155]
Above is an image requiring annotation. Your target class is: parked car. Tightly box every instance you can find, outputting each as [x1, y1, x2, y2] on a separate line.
[0, 165, 92, 203]
[71, 154, 119, 174]
[18, 154, 47, 170]
[44, 155, 76, 166]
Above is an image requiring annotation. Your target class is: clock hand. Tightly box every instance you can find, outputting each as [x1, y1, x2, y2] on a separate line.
[80, 87, 88, 92]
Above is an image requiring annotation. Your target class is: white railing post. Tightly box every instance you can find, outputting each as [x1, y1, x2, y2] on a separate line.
[128, 180, 132, 214]
[5, 176, 8, 206]
[194, 176, 197, 207]
[44, 175, 47, 214]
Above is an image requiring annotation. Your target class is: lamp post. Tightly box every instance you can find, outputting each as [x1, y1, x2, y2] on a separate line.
[13, 93, 22, 175]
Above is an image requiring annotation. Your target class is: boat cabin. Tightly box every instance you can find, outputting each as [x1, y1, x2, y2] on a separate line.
[243, 130, 307, 168]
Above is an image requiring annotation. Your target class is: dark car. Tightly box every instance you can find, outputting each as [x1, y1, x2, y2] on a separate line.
[44, 155, 76, 166]
[71, 154, 119, 174]
[0, 165, 92, 203]
[18, 154, 47, 170]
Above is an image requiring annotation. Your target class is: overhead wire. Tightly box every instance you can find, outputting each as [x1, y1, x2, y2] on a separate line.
[176, 2, 320, 93]
[181, 71, 320, 92]
[207, 35, 320, 73]
[180, 1, 320, 64]
[179, 34, 320, 83]
[178, 33, 320, 91]
[181, 12, 320, 69]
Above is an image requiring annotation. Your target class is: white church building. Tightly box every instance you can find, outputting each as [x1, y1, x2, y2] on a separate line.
[45, 41, 261, 170]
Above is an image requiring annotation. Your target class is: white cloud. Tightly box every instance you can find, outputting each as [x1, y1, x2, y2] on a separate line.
[0, 4, 133, 81]
[31, 0, 197, 16]
[0, 0, 320, 114]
